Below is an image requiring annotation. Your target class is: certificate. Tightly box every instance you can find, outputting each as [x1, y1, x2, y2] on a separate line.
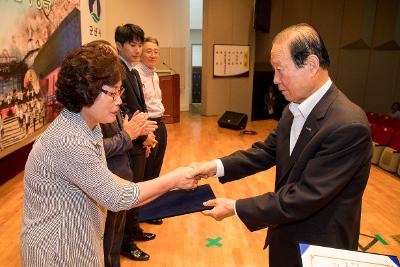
[299, 243, 400, 267]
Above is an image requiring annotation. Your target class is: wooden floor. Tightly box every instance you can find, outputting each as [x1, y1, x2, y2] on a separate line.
[0, 111, 399, 266]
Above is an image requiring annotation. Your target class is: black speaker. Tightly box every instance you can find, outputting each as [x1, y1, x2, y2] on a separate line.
[218, 111, 248, 130]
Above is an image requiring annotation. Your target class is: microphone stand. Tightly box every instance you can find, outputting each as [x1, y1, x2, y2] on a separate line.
[162, 62, 177, 74]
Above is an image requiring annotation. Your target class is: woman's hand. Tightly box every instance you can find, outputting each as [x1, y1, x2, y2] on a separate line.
[168, 166, 199, 190]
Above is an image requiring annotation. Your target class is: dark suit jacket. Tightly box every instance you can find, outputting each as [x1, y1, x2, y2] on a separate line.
[119, 60, 147, 181]
[120, 61, 147, 145]
[219, 84, 372, 267]
[101, 113, 133, 181]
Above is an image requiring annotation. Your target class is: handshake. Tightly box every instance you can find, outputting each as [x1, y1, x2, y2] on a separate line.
[168, 161, 236, 221]
[125, 112, 236, 221]
[167, 161, 217, 190]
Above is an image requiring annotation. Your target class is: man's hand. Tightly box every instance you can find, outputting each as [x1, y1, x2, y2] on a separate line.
[143, 132, 157, 147]
[143, 132, 157, 158]
[186, 161, 217, 180]
[123, 111, 157, 140]
[202, 198, 236, 221]
[145, 146, 151, 158]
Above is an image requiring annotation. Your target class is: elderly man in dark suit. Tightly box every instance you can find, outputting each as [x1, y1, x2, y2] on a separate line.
[188, 23, 372, 267]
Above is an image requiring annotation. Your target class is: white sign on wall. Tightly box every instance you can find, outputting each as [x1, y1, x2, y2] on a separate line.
[80, 0, 106, 44]
[213, 44, 249, 78]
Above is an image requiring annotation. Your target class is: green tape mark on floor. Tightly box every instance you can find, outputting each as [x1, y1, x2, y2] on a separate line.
[206, 237, 222, 247]
[374, 233, 388, 245]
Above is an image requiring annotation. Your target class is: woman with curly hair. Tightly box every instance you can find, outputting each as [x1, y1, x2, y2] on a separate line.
[20, 42, 197, 267]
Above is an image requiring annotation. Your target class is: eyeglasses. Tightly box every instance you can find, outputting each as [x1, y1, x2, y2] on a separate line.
[143, 49, 159, 56]
[99, 87, 125, 101]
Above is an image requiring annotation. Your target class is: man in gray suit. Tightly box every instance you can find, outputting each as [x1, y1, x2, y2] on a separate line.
[101, 111, 156, 266]
[188, 23, 372, 267]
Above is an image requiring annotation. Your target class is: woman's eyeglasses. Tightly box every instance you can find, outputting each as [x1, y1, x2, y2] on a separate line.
[99, 87, 125, 101]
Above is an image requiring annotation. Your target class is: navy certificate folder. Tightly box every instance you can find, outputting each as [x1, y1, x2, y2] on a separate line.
[138, 184, 216, 222]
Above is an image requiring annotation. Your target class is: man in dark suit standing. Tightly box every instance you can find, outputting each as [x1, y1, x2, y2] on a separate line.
[115, 24, 157, 261]
[188, 23, 372, 267]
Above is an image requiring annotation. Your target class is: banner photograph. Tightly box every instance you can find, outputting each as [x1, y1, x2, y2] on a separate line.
[0, 0, 89, 158]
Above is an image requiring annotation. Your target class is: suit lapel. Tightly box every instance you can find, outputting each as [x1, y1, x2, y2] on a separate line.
[276, 109, 292, 177]
[122, 61, 145, 108]
[278, 84, 338, 187]
[279, 119, 319, 184]
[131, 69, 147, 109]
[127, 70, 143, 106]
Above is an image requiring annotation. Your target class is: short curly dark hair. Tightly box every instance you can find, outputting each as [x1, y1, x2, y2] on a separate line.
[56, 42, 124, 112]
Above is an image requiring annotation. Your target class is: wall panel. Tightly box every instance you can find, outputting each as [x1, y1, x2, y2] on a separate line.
[372, 0, 400, 49]
[310, 0, 344, 81]
[341, 0, 376, 49]
[202, 0, 255, 117]
[364, 51, 400, 113]
[336, 50, 370, 107]
[281, 0, 312, 28]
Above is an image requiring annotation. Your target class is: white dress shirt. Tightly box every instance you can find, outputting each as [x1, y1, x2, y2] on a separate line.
[288, 78, 332, 155]
[134, 62, 165, 118]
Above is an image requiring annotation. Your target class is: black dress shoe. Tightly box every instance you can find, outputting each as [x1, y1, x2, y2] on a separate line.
[133, 232, 156, 241]
[120, 243, 150, 261]
[146, 218, 163, 225]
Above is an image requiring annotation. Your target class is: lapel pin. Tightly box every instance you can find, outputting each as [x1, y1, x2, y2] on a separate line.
[305, 127, 312, 132]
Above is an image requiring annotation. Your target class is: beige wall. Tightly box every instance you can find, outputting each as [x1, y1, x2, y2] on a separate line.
[255, 0, 400, 114]
[104, 0, 190, 111]
[201, 0, 255, 117]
